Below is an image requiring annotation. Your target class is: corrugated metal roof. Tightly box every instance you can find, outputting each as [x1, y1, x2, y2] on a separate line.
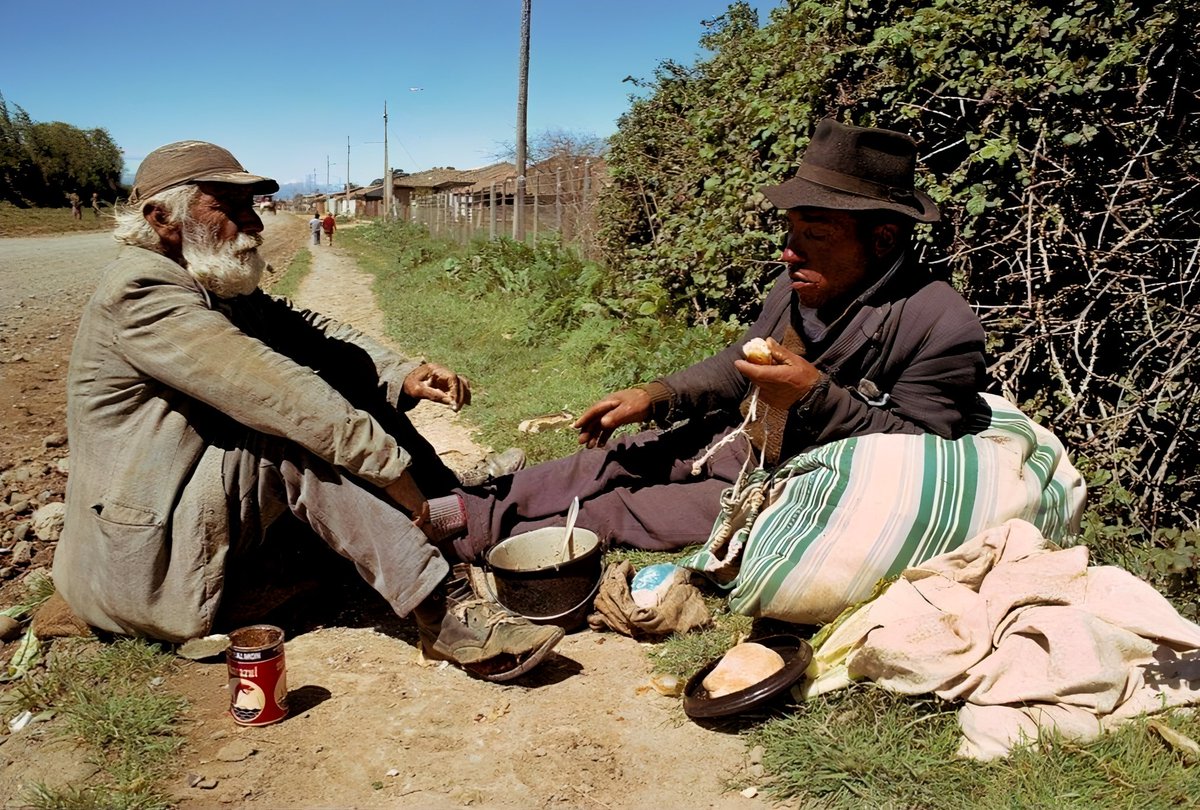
[459, 162, 517, 193]
[392, 167, 474, 190]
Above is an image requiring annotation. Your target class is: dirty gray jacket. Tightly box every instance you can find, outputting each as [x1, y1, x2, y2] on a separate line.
[55, 246, 421, 641]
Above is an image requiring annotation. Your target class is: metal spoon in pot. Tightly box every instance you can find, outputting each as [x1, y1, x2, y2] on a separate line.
[559, 496, 580, 563]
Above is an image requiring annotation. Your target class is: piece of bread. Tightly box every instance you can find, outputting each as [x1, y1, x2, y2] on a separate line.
[701, 642, 786, 697]
[742, 337, 774, 365]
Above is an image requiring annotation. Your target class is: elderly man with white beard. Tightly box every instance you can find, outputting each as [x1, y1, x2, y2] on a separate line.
[54, 141, 562, 682]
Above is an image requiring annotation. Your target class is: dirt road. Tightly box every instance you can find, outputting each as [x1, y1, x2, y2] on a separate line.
[0, 216, 759, 808]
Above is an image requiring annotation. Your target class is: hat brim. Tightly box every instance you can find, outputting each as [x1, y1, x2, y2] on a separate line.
[761, 176, 940, 223]
[192, 171, 280, 196]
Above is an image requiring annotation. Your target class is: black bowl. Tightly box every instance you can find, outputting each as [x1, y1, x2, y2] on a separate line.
[682, 634, 813, 720]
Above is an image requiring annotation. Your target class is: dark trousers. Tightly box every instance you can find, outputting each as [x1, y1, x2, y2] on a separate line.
[457, 417, 749, 560]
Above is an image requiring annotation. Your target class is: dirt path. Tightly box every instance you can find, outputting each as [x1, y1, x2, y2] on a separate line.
[293, 235, 489, 475]
[160, 230, 756, 808]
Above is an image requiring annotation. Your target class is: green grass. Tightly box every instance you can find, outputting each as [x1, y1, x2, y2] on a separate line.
[0, 201, 113, 236]
[342, 225, 617, 461]
[7, 637, 185, 810]
[747, 686, 1200, 809]
[266, 243, 313, 300]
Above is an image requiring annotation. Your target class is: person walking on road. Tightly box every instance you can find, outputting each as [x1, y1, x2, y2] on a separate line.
[91, 192, 102, 218]
[309, 212, 322, 245]
[322, 212, 336, 246]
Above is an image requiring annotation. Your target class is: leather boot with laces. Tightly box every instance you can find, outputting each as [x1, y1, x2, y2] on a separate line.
[414, 574, 562, 682]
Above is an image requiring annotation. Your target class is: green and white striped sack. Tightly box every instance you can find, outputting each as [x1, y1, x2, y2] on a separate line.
[678, 393, 1087, 625]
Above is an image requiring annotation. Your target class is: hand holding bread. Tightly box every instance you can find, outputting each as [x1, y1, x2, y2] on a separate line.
[742, 337, 775, 365]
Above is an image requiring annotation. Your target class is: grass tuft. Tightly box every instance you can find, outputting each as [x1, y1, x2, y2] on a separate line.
[13, 638, 186, 810]
[747, 686, 1200, 809]
[0, 202, 113, 236]
[266, 243, 313, 300]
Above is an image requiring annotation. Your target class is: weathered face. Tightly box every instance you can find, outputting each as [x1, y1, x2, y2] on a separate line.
[189, 182, 265, 242]
[780, 208, 873, 316]
[180, 183, 267, 298]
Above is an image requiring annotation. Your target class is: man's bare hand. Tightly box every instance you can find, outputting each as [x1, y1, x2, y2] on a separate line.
[403, 363, 472, 412]
[734, 337, 823, 410]
[574, 387, 652, 448]
[384, 470, 432, 537]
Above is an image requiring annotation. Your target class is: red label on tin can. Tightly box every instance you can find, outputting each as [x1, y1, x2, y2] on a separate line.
[227, 625, 289, 726]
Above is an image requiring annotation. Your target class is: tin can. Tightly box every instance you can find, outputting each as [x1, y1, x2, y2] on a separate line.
[227, 624, 288, 726]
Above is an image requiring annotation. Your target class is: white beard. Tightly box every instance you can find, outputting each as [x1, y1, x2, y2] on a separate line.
[181, 225, 266, 298]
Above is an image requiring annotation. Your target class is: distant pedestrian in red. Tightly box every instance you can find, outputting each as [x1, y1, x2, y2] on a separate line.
[321, 212, 336, 245]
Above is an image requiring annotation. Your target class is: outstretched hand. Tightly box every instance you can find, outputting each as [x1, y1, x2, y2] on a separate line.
[734, 337, 823, 410]
[403, 363, 472, 412]
[573, 387, 652, 448]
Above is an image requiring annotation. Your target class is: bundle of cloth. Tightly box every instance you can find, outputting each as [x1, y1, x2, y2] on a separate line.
[679, 394, 1087, 625]
[804, 519, 1200, 760]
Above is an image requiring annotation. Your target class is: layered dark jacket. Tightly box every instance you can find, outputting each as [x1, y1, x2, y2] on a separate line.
[653, 263, 987, 460]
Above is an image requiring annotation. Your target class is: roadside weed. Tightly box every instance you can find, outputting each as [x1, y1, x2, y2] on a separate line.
[748, 686, 1200, 808]
[265, 243, 313, 301]
[342, 222, 730, 463]
[0, 203, 111, 236]
[13, 638, 185, 810]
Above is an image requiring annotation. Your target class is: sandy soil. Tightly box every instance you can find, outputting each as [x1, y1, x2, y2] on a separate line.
[0, 216, 763, 808]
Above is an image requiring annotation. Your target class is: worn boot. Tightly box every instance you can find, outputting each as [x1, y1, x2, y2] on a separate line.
[414, 574, 563, 682]
[457, 447, 527, 488]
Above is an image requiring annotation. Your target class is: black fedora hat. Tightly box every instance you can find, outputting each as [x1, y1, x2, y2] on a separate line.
[760, 119, 940, 222]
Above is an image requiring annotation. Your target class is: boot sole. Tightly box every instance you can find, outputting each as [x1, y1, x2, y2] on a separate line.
[465, 625, 565, 683]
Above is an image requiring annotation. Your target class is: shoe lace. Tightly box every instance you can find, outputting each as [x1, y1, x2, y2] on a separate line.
[450, 597, 520, 628]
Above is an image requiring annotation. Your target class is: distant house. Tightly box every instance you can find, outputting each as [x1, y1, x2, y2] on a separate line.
[446, 162, 517, 223]
[325, 185, 365, 218]
[527, 154, 609, 200]
[354, 168, 472, 219]
[392, 167, 474, 221]
[339, 156, 607, 237]
[352, 182, 383, 217]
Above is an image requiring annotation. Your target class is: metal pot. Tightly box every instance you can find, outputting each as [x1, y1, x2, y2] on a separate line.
[485, 526, 603, 631]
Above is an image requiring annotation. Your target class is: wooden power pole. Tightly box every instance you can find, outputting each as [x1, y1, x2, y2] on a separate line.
[383, 101, 391, 220]
[514, 0, 531, 242]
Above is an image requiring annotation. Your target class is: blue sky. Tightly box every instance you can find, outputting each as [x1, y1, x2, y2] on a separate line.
[5, 1, 780, 189]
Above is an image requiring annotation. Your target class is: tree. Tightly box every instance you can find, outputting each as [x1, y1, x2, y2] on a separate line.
[0, 93, 36, 206]
[0, 94, 125, 206]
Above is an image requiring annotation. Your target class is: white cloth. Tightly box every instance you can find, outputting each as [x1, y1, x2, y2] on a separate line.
[805, 519, 1200, 760]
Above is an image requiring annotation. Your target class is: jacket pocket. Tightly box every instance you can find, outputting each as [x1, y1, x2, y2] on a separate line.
[87, 504, 165, 612]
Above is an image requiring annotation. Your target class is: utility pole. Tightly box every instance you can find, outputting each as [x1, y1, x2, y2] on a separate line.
[514, 0, 531, 242]
[346, 135, 351, 215]
[382, 101, 391, 220]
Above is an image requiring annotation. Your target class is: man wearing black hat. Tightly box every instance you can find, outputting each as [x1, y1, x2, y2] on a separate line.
[426, 119, 987, 557]
[54, 140, 562, 681]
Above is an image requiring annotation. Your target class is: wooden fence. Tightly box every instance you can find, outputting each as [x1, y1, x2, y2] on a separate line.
[408, 162, 602, 258]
